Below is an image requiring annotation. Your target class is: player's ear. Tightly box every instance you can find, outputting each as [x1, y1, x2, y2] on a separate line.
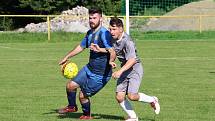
[100, 17, 103, 22]
[119, 27, 123, 32]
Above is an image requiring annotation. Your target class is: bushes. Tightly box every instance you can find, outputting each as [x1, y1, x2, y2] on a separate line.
[0, 17, 13, 31]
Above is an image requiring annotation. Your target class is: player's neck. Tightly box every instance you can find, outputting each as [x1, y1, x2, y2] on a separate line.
[116, 32, 124, 42]
[92, 24, 102, 33]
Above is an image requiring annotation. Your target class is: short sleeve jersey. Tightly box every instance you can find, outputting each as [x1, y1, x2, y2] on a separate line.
[80, 26, 113, 76]
[113, 33, 141, 67]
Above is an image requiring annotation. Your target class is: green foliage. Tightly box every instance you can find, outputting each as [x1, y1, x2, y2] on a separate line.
[18, 0, 77, 14]
[0, 17, 14, 31]
[143, 6, 166, 15]
[78, 0, 121, 16]
[17, 0, 121, 15]
[127, 0, 201, 15]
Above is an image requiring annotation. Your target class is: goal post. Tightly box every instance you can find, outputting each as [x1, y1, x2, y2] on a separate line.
[126, 0, 130, 35]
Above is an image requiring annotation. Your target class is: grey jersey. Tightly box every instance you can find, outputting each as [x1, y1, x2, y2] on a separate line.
[113, 32, 143, 93]
[113, 32, 141, 67]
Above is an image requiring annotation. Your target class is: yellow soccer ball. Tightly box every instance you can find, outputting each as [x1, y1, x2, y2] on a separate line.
[62, 62, 78, 79]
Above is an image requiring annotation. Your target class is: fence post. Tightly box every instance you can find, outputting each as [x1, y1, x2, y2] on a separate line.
[3, 16, 5, 31]
[199, 15, 202, 33]
[123, 16, 127, 32]
[47, 15, 51, 42]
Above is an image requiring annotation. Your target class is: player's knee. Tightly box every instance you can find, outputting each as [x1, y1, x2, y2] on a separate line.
[66, 81, 76, 91]
[115, 94, 125, 103]
[127, 93, 138, 101]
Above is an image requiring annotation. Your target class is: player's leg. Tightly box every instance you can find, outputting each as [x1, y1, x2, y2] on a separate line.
[116, 77, 138, 120]
[127, 65, 160, 114]
[58, 81, 79, 114]
[116, 91, 138, 120]
[78, 91, 93, 119]
[58, 67, 88, 114]
[127, 77, 155, 103]
[77, 67, 111, 119]
[127, 92, 160, 114]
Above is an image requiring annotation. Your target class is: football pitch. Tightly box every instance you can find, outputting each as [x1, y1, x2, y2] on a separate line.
[0, 39, 215, 121]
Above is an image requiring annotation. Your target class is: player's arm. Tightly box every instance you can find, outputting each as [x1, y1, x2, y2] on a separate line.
[59, 45, 84, 65]
[107, 47, 117, 68]
[112, 58, 136, 79]
[90, 43, 109, 53]
[90, 43, 117, 68]
[112, 40, 137, 79]
[59, 32, 89, 65]
[118, 58, 136, 72]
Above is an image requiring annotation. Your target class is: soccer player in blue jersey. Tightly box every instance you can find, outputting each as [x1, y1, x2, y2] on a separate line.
[58, 8, 116, 120]
[91, 17, 160, 121]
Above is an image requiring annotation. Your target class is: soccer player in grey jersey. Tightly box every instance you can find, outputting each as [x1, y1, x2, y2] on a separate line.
[90, 17, 160, 121]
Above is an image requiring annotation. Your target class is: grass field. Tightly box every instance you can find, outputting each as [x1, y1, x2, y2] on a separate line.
[0, 32, 215, 121]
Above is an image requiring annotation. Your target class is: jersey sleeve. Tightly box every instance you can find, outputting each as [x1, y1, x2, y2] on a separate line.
[80, 36, 88, 48]
[125, 40, 137, 60]
[101, 30, 113, 48]
[80, 30, 90, 48]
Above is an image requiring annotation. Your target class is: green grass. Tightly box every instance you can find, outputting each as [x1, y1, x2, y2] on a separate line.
[131, 31, 215, 41]
[0, 32, 215, 121]
[0, 32, 84, 43]
[1, 31, 215, 43]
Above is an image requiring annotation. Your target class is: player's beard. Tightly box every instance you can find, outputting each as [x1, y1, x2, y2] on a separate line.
[90, 21, 100, 29]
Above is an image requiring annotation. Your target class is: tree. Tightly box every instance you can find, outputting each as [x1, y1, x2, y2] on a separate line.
[18, 0, 77, 15]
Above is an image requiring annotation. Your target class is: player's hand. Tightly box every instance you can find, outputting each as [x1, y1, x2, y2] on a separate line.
[112, 70, 123, 79]
[90, 43, 100, 52]
[60, 62, 67, 72]
[59, 58, 68, 65]
[109, 62, 117, 69]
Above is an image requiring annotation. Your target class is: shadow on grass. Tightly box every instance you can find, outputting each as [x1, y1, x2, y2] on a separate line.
[44, 109, 155, 121]
[58, 113, 123, 120]
[209, 71, 215, 74]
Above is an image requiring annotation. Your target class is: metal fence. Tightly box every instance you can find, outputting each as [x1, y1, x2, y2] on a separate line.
[1, 15, 215, 41]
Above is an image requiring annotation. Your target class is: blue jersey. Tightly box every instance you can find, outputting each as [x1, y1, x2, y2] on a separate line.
[80, 26, 113, 76]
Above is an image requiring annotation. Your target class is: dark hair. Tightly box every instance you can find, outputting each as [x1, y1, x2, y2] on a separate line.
[89, 7, 102, 16]
[110, 17, 124, 28]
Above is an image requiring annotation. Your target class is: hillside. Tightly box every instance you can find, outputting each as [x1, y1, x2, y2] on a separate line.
[142, 0, 215, 31]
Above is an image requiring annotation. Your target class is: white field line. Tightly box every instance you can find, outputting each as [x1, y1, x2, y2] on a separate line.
[0, 57, 215, 61]
[143, 57, 215, 61]
[0, 45, 26, 51]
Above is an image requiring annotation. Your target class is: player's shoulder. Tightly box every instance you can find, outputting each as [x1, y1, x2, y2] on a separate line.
[123, 33, 135, 45]
[86, 29, 93, 36]
[123, 33, 133, 42]
[98, 26, 111, 38]
[99, 26, 110, 33]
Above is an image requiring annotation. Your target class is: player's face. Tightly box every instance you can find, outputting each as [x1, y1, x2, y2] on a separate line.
[89, 13, 101, 29]
[109, 25, 123, 40]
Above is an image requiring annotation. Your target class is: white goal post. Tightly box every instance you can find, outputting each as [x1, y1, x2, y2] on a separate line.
[126, 0, 130, 35]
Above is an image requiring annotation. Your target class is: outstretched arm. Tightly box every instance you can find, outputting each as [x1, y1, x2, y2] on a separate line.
[59, 45, 84, 65]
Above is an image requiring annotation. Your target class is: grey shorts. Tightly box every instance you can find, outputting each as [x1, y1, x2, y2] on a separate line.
[116, 63, 143, 94]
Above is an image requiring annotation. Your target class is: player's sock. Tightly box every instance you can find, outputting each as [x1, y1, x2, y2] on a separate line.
[81, 100, 91, 116]
[138, 92, 154, 103]
[67, 91, 77, 106]
[119, 99, 137, 118]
